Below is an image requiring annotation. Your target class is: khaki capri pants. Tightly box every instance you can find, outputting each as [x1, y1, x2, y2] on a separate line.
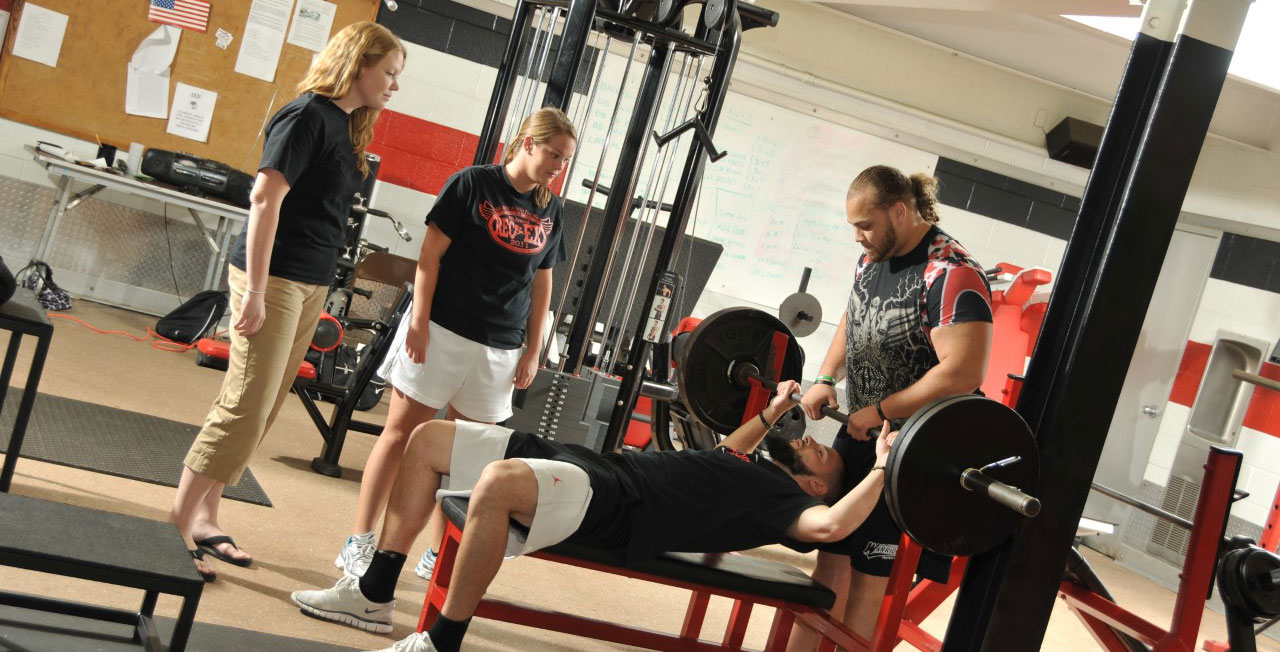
[183, 265, 326, 485]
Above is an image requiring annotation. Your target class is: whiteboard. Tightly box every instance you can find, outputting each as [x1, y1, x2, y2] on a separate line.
[691, 92, 939, 322]
[560, 51, 938, 326]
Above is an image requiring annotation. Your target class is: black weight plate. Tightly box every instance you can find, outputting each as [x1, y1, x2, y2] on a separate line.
[678, 307, 804, 435]
[1238, 548, 1280, 619]
[1217, 549, 1253, 620]
[884, 395, 1039, 557]
[770, 406, 806, 441]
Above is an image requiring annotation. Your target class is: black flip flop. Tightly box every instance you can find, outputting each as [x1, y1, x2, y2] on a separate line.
[195, 535, 253, 567]
[189, 549, 217, 582]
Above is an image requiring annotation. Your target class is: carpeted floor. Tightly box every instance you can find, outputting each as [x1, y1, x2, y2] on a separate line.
[0, 300, 1275, 652]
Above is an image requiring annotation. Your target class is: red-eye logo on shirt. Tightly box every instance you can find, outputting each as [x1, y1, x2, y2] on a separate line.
[479, 202, 553, 255]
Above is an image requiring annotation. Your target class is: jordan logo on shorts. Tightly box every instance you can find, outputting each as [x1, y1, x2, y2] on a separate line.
[480, 202, 552, 254]
[552, 475, 562, 486]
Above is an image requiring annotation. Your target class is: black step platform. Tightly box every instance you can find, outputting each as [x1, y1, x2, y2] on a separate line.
[0, 493, 204, 651]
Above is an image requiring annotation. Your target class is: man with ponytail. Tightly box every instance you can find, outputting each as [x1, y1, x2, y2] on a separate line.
[790, 165, 994, 648]
[329, 108, 577, 586]
[171, 22, 405, 582]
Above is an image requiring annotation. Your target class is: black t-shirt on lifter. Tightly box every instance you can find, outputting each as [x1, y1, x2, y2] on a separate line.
[504, 433, 821, 563]
[427, 166, 567, 350]
[615, 447, 820, 562]
[230, 93, 362, 286]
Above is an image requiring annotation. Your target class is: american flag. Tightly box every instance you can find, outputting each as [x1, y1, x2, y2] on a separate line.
[148, 0, 210, 32]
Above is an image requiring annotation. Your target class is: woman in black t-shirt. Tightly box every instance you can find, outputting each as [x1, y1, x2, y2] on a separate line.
[333, 108, 576, 579]
[172, 22, 405, 582]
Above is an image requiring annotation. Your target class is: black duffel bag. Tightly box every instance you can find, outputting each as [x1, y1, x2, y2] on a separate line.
[156, 290, 228, 343]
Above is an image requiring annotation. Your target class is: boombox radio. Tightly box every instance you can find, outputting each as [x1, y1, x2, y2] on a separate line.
[141, 149, 254, 208]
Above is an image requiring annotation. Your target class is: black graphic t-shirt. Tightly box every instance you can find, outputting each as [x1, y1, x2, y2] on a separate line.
[230, 93, 361, 286]
[504, 434, 820, 563]
[844, 226, 993, 424]
[428, 165, 567, 349]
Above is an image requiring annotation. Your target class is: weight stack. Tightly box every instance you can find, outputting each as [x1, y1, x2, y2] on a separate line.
[507, 369, 600, 450]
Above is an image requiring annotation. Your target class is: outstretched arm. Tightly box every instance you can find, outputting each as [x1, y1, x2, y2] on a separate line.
[787, 423, 895, 543]
[716, 380, 801, 454]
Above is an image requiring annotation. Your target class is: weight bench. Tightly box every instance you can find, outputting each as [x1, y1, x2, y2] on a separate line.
[0, 492, 204, 651]
[418, 496, 868, 651]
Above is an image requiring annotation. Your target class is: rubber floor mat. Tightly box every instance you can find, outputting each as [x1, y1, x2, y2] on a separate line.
[0, 387, 271, 506]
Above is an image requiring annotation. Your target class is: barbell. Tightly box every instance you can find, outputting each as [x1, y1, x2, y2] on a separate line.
[661, 306, 1042, 556]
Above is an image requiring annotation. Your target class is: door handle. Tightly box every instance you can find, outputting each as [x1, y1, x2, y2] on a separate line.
[1142, 405, 1160, 418]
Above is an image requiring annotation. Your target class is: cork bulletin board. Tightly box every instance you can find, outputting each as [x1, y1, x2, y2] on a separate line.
[0, 0, 377, 171]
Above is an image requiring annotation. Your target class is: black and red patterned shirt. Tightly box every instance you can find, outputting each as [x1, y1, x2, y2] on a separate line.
[844, 226, 992, 423]
[427, 165, 567, 349]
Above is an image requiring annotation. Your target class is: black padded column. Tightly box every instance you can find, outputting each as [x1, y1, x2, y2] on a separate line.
[942, 0, 1251, 650]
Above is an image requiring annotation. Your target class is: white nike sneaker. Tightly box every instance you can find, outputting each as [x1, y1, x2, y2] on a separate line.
[413, 548, 437, 582]
[291, 573, 394, 634]
[368, 631, 437, 652]
[335, 532, 376, 577]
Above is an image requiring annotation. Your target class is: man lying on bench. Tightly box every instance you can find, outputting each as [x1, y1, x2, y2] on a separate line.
[291, 380, 893, 652]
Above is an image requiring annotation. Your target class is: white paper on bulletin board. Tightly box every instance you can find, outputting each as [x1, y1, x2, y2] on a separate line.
[286, 0, 336, 52]
[235, 0, 292, 82]
[167, 82, 218, 142]
[11, 3, 68, 68]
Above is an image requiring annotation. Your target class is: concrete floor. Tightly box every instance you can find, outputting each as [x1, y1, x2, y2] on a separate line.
[0, 299, 1275, 652]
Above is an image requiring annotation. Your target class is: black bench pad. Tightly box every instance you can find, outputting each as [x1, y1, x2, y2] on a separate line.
[439, 496, 834, 609]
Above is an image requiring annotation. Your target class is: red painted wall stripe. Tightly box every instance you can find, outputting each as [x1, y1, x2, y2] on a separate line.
[369, 109, 570, 198]
[369, 110, 480, 196]
[1169, 340, 1280, 439]
[1169, 341, 1213, 408]
[1242, 362, 1280, 434]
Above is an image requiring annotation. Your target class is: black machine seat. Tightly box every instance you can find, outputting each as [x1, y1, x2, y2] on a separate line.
[439, 496, 835, 609]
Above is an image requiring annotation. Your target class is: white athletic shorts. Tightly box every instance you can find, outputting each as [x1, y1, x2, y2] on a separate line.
[378, 302, 521, 422]
[439, 421, 594, 557]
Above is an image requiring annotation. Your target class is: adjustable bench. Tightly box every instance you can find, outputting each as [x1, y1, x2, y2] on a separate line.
[419, 496, 867, 652]
[0, 493, 204, 651]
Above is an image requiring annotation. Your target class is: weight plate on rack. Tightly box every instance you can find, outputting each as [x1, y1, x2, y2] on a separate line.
[884, 394, 1039, 557]
[778, 292, 823, 338]
[677, 307, 804, 435]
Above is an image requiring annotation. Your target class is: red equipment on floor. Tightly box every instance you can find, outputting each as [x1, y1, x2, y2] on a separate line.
[195, 337, 317, 380]
[194, 311, 342, 379]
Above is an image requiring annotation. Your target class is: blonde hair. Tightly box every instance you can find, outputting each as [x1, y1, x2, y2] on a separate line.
[297, 21, 405, 177]
[502, 108, 578, 209]
[848, 165, 941, 225]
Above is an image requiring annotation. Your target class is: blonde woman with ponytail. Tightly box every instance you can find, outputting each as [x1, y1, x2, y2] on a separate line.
[172, 21, 404, 582]
[328, 108, 577, 597]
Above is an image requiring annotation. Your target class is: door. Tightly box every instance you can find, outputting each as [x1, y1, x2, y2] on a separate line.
[1082, 222, 1221, 558]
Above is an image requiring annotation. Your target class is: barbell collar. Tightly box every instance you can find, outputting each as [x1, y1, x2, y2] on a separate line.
[961, 468, 1042, 518]
[640, 379, 681, 402]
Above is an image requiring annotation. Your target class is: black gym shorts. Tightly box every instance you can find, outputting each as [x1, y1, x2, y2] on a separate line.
[823, 425, 952, 583]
